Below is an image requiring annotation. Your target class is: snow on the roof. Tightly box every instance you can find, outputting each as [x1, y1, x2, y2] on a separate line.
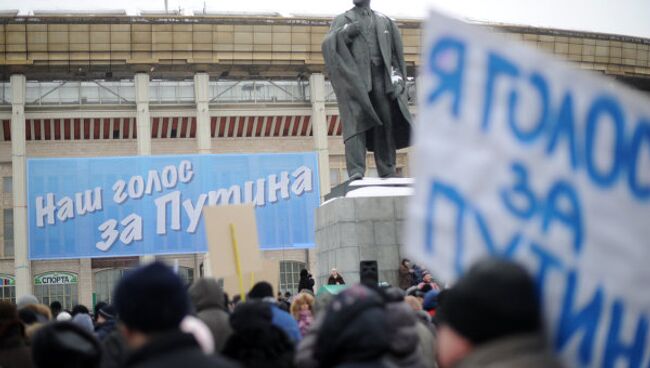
[195, 10, 282, 17]
[0, 10, 19, 17]
[346, 186, 413, 198]
[348, 177, 414, 187]
[289, 13, 337, 19]
[139, 10, 181, 16]
[32, 9, 127, 16]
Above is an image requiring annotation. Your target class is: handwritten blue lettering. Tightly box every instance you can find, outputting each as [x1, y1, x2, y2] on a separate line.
[546, 92, 580, 170]
[508, 72, 551, 143]
[427, 36, 466, 118]
[603, 300, 648, 368]
[628, 119, 650, 199]
[482, 52, 520, 131]
[554, 270, 604, 366]
[585, 95, 626, 188]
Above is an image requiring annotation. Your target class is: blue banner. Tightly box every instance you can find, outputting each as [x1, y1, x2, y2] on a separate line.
[27, 153, 320, 259]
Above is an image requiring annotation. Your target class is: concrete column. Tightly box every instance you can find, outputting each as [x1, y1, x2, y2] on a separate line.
[193, 73, 212, 275]
[194, 73, 211, 154]
[309, 73, 331, 198]
[10, 74, 31, 298]
[135, 73, 152, 156]
[135, 74, 155, 264]
[78, 259, 93, 307]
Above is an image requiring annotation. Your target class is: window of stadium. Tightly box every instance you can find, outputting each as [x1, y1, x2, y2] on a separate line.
[279, 261, 306, 295]
[33, 272, 79, 310]
[3, 209, 13, 257]
[177, 266, 194, 286]
[94, 268, 130, 304]
[0, 274, 15, 304]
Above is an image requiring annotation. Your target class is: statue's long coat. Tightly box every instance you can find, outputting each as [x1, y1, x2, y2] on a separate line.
[322, 8, 412, 151]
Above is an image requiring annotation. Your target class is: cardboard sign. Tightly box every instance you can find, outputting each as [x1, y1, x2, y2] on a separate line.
[406, 11, 650, 368]
[203, 204, 263, 279]
[221, 259, 280, 297]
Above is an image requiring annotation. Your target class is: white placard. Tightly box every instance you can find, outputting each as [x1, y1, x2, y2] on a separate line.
[406, 11, 650, 368]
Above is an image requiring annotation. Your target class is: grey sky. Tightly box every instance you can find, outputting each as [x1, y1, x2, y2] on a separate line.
[1, 0, 649, 39]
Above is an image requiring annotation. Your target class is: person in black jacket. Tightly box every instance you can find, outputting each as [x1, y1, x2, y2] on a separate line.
[113, 262, 236, 368]
[327, 268, 346, 285]
[32, 322, 101, 368]
[223, 301, 294, 368]
[94, 305, 117, 342]
[298, 269, 315, 293]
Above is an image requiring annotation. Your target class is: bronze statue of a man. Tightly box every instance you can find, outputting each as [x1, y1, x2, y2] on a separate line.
[322, 0, 412, 180]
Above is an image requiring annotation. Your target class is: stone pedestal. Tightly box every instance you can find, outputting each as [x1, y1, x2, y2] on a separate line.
[315, 195, 408, 286]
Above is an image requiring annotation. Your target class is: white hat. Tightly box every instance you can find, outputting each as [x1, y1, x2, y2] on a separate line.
[56, 311, 72, 321]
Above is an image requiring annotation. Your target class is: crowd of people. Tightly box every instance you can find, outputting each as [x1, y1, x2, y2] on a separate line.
[0, 257, 563, 368]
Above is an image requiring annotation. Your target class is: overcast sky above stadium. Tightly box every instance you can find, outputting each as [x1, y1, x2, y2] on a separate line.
[2, 0, 649, 39]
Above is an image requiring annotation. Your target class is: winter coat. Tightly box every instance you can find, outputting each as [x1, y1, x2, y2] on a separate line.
[455, 333, 563, 368]
[298, 274, 315, 294]
[271, 303, 302, 343]
[295, 312, 323, 368]
[99, 329, 127, 368]
[297, 310, 314, 337]
[223, 301, 294, 368]
[95, 318, 117, 342]
[0, 325, 33, 368]
[398, 264, 413, 290]
[334, 359, 393, 368]
[411, 265, 425, 286]
[124, 330, 236, 368]
[322, 7, 412, 151]
[188, 278, 233, 352]
[415, 321, 437, 368]
[383, 300, 428, 368]
[327, 275, 345, 285]
[417, 282, 440, 291]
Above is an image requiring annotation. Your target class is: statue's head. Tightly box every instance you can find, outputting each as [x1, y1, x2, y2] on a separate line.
[353, 0, 370, 7]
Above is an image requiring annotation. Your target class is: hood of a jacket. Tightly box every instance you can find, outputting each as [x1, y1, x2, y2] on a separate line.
[188, 278, 225, 312]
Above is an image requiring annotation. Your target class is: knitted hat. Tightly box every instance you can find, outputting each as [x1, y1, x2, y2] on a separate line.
[113, 262, 189, 333]
[56, 312, 72, 322]
[98, 305, 116, 320]
[315, 284, 389, 367]
[436, 258, 541, 344]
[17, 294, 39, 309]
[422, 290, 439, 311]
[248, 281, 274, 300]
[72, 313, 94, 334]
